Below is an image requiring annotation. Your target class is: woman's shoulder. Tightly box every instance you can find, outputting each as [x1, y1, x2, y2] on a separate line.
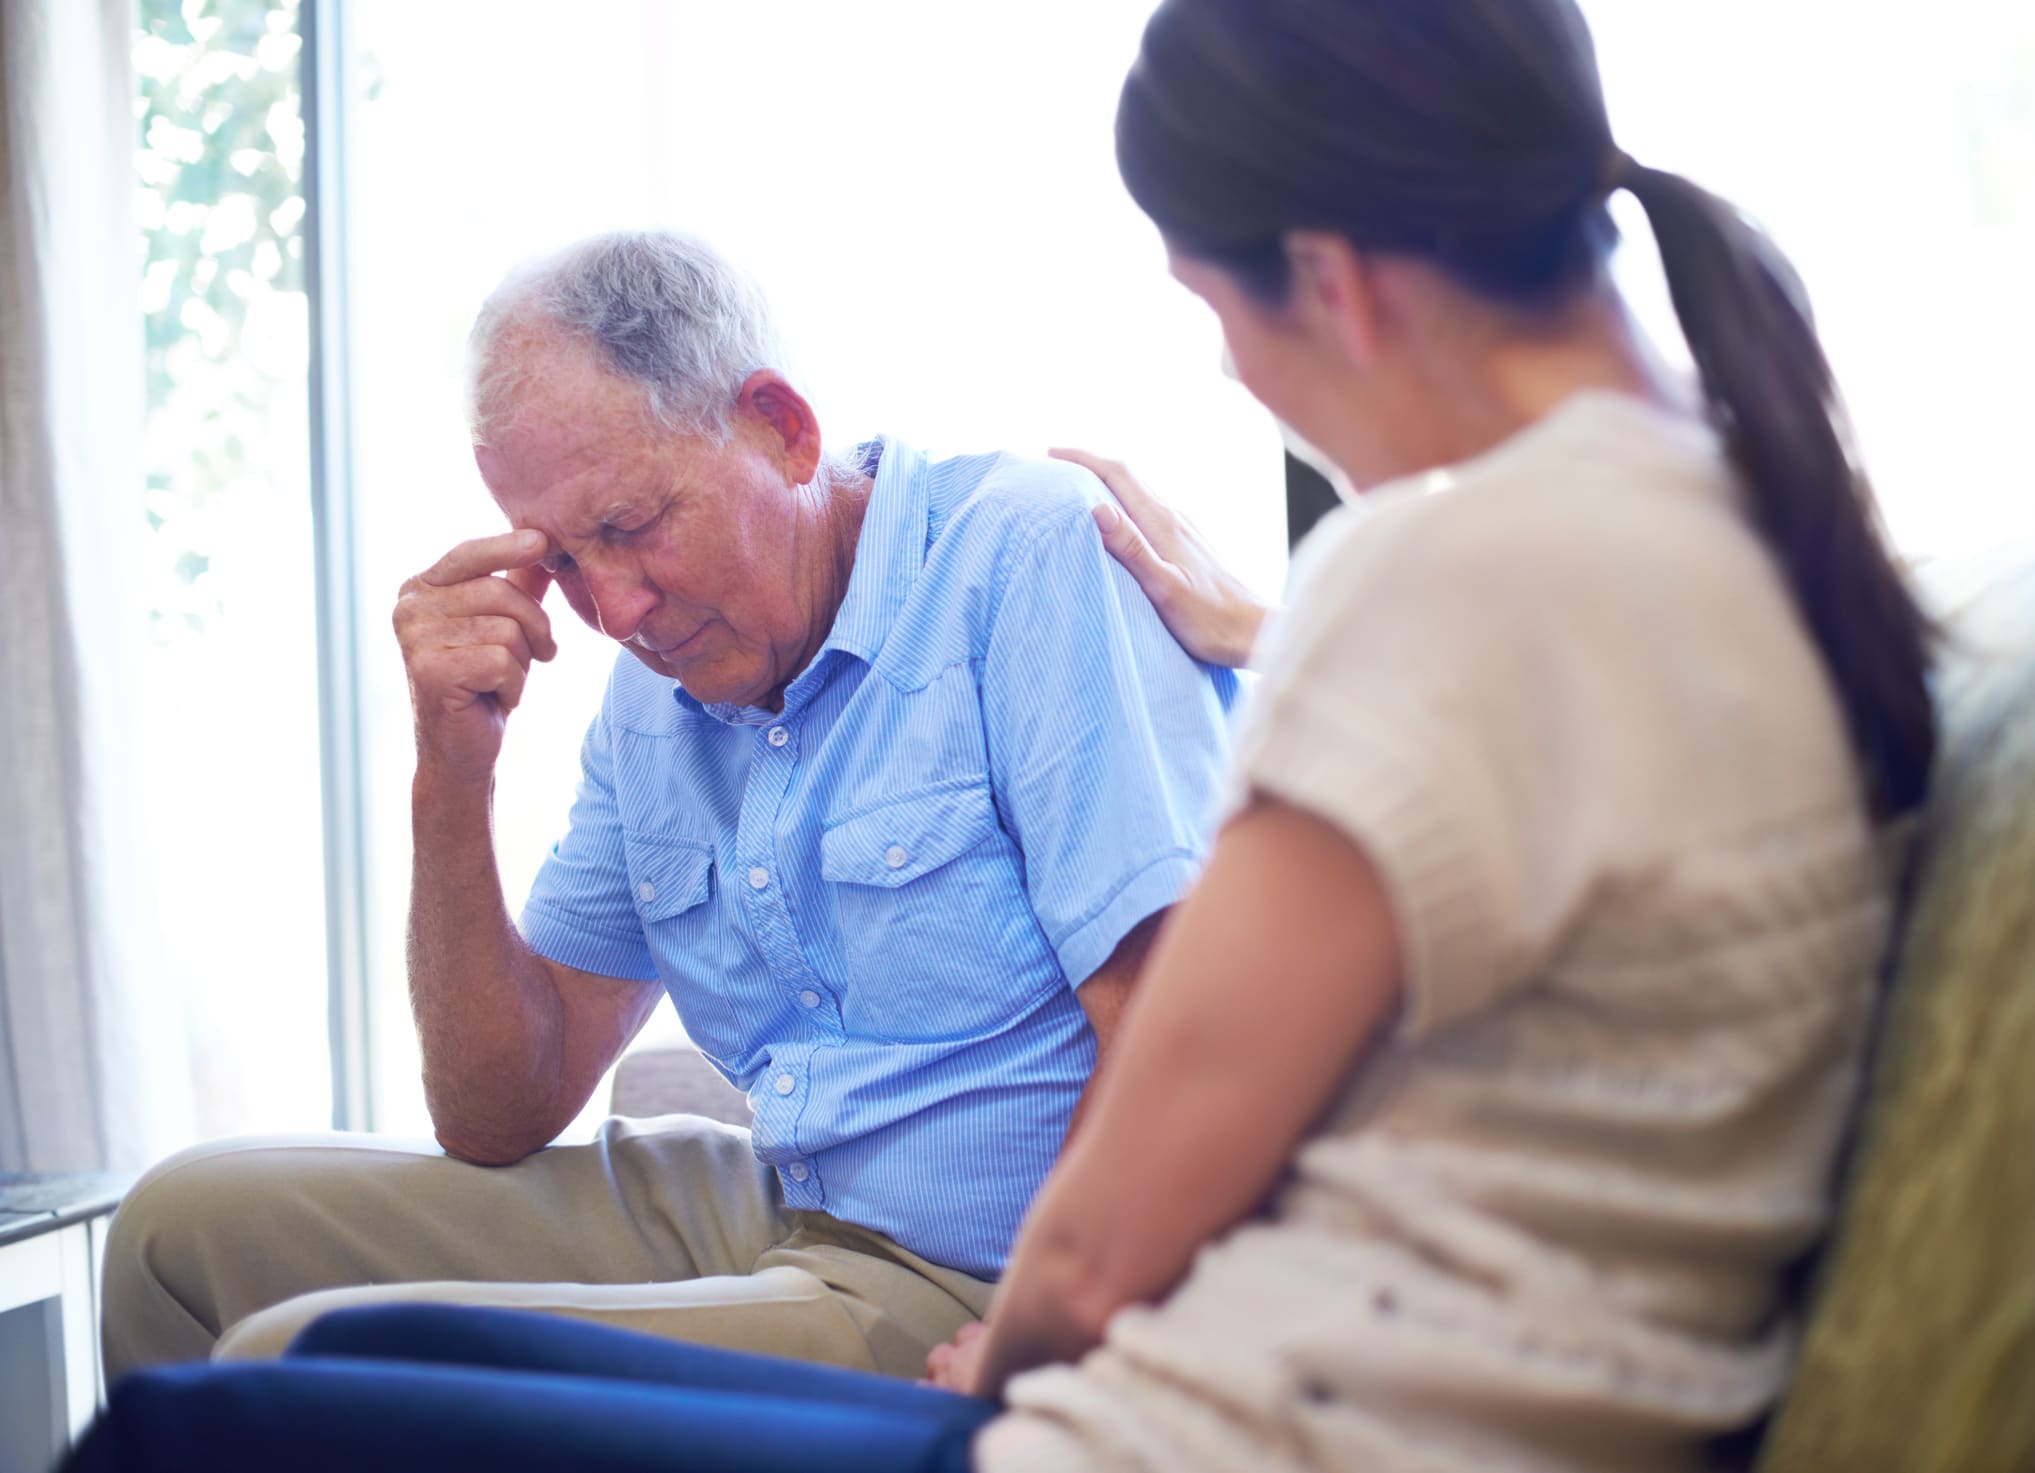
[1280, 392, 1776, 654]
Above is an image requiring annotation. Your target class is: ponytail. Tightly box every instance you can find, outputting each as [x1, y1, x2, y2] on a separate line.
[1620, 162, 1935, 815]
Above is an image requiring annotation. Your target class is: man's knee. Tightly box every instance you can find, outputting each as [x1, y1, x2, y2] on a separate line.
[213, 1287, 367, 1363]
[102, 1136, 351, 1378]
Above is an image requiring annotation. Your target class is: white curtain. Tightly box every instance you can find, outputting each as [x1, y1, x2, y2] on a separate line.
[0, 0, 195, 1171]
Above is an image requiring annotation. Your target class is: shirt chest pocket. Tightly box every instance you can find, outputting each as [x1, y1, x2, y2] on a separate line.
[620, 834, 756, 1062]
[820, 784, 1058, 1043]
[623, 834, 715, 923]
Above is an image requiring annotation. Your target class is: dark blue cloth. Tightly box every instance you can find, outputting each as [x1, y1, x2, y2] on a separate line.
[66, 1306, 999, 1473]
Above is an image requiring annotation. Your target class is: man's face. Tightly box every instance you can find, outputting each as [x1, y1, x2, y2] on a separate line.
[476, 336, 822, 708]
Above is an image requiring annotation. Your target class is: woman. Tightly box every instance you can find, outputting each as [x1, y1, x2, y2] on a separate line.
[69, 0, 1931, 1469]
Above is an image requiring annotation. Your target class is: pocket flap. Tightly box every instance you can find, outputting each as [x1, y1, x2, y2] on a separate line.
[820, 785, 999, 888]
[623, 835, 715, 921]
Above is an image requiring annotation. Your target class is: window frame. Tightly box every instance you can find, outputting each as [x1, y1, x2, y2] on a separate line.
[302, 0, 373, 1132]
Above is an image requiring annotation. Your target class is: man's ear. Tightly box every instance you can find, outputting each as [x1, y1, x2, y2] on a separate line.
[736, 371, 825, 485]
[1283, 231, 1380, 371]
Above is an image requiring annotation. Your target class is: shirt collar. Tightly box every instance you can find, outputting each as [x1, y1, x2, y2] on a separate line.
[817, 436, 927, 667]
[679, 435, 928, 725]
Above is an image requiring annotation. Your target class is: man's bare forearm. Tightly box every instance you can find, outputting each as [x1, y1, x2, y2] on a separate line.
[408, 761, 569, 1164]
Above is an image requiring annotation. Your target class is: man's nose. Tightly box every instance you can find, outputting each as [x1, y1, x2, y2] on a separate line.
[580, 560, 659, 643]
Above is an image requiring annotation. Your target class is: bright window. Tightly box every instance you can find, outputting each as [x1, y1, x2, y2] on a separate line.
[1586, 0, 2035, 557]
[134, 0, 331, 1140]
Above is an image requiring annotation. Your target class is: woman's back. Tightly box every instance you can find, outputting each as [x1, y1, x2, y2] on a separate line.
[984, 391, 1899, 1473]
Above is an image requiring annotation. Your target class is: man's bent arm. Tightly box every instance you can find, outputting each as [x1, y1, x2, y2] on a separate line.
[1066, 909, 1165, 1138]
[395, 528, 663, 1165]
[409, 763, 662, 1165]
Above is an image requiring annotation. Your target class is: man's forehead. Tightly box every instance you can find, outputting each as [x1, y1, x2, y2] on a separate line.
[481, 417, 728, 546]
[483, 375, 668, 493]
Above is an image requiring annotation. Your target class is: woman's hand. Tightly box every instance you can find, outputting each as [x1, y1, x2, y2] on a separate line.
[923, 1320, 990, 1395]
[1052, 448, 1274, 671]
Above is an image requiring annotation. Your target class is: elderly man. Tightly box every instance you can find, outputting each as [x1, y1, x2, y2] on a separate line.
[101, 232, 1237, 1382]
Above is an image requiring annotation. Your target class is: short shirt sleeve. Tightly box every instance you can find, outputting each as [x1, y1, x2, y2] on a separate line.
[518, 689, 658, 982]
[1229, 492, 1630, 1038]
[981, 499, 1240, 987]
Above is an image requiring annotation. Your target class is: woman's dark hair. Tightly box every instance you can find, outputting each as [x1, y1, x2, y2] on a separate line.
[1119, 0, 1935, 815]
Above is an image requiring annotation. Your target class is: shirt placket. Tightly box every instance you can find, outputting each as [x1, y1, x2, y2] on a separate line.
[735, 711, 838, 1210]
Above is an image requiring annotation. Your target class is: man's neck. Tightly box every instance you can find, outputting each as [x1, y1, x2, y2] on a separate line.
[761, 464, 876, 713]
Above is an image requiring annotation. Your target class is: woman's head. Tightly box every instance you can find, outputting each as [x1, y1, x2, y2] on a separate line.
[1124, 0, 1622, 467]
[1120, 0, 1621, 295]
[1120, 0, 1935, 816]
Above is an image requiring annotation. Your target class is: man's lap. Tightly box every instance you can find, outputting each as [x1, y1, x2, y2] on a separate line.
[101, 1114, 989, 1381]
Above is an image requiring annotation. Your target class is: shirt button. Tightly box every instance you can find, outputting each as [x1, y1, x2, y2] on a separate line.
[749, 866, 770, 890]
[799, 989, 821, 1009]
[767, 726, 789, 748]
[774, 1072, 796, 1096]
[787, 1162, 810, 1183]
[884, 845, 909, 869]
[637, 881, 656, 903]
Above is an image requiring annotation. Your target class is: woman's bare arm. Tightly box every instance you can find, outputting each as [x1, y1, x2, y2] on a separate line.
[965, 796, 1404, 1397]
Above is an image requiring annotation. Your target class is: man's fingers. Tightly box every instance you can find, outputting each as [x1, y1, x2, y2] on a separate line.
[451, 615, 536, 671]
[398, 571, 557, 662]
[421, 528, 548, 588]
[503, 561, 553, 608]
[502, 564, 558, 660]
[415, 643, 529, 713]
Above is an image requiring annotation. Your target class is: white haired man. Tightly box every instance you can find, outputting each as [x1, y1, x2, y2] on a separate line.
[100, 232, 1238, 1381]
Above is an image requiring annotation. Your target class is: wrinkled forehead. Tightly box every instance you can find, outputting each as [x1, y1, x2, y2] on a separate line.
[477, 397, 702, 530]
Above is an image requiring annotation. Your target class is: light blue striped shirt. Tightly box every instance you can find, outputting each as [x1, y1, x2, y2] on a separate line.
[520, 439, 1238, 1278]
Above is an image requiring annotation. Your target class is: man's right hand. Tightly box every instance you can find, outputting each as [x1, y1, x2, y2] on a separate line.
[394, 528, 560, 784]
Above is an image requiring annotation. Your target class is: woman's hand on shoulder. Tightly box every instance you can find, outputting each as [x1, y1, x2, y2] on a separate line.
[1052, 448, 1274, 671]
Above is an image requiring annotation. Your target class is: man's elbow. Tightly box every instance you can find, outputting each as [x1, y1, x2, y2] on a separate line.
[433, 1124, 546, 1167]
[425, 1082, 561, 1165]
[1077, 909, 1167, 1056]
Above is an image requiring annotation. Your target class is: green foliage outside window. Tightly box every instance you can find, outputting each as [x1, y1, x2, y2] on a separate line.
[134, 0, 304, 641]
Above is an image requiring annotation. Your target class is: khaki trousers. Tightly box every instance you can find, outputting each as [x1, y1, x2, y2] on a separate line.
[100, 1114, 995, 1386]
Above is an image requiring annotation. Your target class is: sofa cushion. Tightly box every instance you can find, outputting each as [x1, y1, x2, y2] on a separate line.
[608, 1044, 752, 1130]
[1757, 547, 2035, 1473]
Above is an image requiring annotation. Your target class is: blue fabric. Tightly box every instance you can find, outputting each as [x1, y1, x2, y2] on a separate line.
[65, 1306, 995, 1473]
[288, 1305, 990, 1424]
[521, 439, 1239, 1277]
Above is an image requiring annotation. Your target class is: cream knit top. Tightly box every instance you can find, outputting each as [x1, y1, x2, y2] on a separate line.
[977, 393, 1899, 1473]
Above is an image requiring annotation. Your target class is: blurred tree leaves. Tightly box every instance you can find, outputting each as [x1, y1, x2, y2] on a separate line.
[135, 0, 304, 640]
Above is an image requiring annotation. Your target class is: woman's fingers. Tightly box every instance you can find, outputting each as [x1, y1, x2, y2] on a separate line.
[1054, 445, 1276, 670]
[1051, 446, 1175, 534]
[1092, 501, 1175, 589]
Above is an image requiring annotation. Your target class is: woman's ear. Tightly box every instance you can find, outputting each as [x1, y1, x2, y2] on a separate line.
[1283, 231, 1380, 371]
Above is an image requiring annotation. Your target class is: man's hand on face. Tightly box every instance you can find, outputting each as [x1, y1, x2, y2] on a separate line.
[394, 528, 559, 786]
